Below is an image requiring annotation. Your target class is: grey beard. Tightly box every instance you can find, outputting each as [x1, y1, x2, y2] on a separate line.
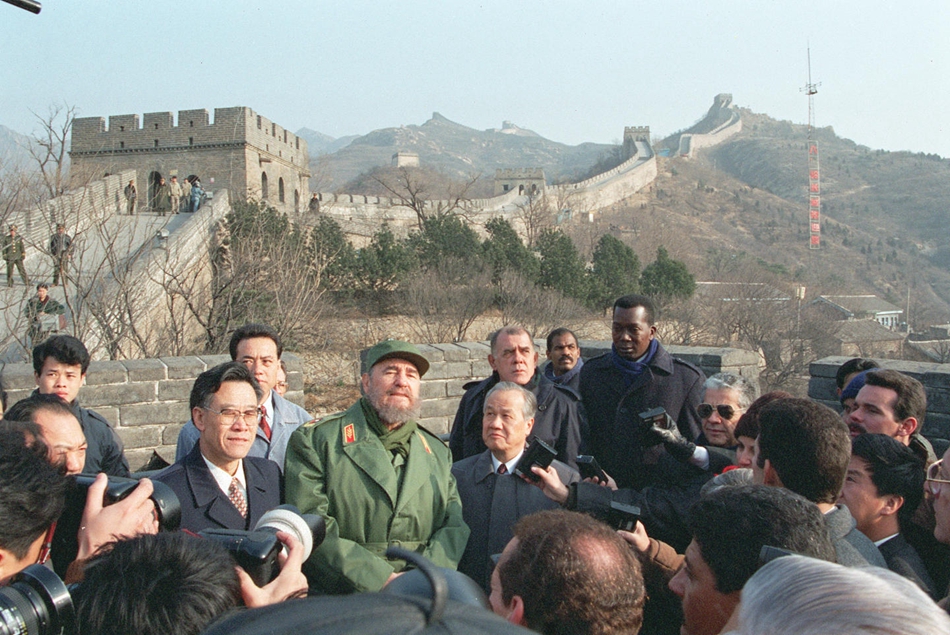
[371, 399, 421, 428]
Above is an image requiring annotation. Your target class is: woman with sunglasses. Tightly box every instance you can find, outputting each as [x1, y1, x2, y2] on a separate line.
[925, 449, 950, 614]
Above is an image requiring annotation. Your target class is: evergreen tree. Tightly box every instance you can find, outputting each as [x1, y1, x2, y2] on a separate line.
[640, 246, 695, 302]
[355, 225, 418, 294]
[536, 228, 587, 301]
[409, 214, 483, 270]
[588, 234, 639, 311]
[483, 217, 539, 282]
[308, 216, 356, 290]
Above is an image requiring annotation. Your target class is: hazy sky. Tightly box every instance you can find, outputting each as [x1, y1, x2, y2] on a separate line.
[3, 1, 947, 155]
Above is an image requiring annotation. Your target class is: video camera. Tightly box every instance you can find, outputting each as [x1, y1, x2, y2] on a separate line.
[51, 475, 181, 578]
[199, 505, 326, 587]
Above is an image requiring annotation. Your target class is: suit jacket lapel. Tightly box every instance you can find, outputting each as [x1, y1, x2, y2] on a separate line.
[243, 460, 270, 527]
[184, 450, 248, 530]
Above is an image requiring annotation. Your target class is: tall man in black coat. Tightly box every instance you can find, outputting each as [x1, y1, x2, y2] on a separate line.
[452, 382, 579, 591]
[157, 363, 281, 533]
[449, 325, 585, 470]
[580, 294, 704, 490]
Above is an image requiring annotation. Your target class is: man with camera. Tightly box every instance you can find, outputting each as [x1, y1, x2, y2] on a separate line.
[285, 340, 468, 594]
[156, 362, 282, 533]
[452, 382, 579, 591]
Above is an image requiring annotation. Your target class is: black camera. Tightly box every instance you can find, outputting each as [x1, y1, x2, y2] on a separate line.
[606, 501, 641, 532]
[199, 505, 325, 587]
[51, 475, 181, 578]
[513, 438, 557, 482]
[576, 455, 608, 483]
[0, 565, 74, 635]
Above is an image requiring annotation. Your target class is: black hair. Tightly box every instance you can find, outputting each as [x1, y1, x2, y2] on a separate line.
[835, 358, 880, 390]
[613, 294, 656, 325]
[0, 429, 67, 558]
[5, 393, 77, 426]
[688, 485, 836, 594]
[73, 532, 240, 635]
[228, 323, 282, 360]
[850, 433, 926, 528]
[756, 398, 851, 504]
[863, 369, 927, 427]
[733, 391, 794, 440]
[32, 334, 91, 375]
[545, 327, 578, 352]
[190, 362, 264, 411]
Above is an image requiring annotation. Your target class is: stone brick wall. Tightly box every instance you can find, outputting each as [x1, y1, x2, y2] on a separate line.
[372, 340, 761, 435]
[1, 353, 307, 472]
[809, 356, 950, 445]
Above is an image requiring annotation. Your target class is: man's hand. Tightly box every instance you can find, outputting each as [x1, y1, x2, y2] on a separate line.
[647, 415, 696, 463]
[77, 474, 158, 561]
[529, 465, 569, 505]
[583, 471, 618, 490]
[237, 531, 308, 608]
[617, 521, 650, 553]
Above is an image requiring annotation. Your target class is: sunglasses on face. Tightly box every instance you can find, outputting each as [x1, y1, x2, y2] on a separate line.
[698, 403, 737, 420]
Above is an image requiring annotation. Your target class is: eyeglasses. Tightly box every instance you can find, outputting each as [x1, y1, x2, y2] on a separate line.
[926, 459, 950, 496]
[697, 403, 738, 420]
[201, 406, 262, 426]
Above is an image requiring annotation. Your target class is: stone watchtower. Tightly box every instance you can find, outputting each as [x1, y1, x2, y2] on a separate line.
[69, 107, 310, 214]
[493, 168, 546, 197]
[622, 126, 650, 161]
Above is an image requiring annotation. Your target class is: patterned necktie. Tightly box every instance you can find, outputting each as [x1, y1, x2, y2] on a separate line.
[497, 463, 508, 475]
[260, 404, 272, 441]
[228, 477, 248, 518]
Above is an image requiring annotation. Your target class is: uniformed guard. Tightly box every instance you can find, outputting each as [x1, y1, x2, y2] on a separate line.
[285, 340, 469, 594]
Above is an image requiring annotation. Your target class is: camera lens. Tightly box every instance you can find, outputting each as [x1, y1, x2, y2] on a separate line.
[0, 565, 74, 635]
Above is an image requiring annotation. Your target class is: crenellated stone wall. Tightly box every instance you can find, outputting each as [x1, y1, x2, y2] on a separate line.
[809, 356, 950, 445]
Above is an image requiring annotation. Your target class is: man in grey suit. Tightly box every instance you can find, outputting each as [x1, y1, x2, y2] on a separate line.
[452, 382, 578, 591]
[176, 324, 312, 473]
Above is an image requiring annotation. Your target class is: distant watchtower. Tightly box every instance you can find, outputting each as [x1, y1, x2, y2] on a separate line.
[493, 168, 546, 197]
[622, 126, 650, 161]
[69, 107, 310, 214]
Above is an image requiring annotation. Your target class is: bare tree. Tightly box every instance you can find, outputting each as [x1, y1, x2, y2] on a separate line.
[495, 271, 592, 339]
[27, 103, 76, 200]
[371, 166, 480, 230]
[514, 192, 553, 248]
[400, 258, 494, 344]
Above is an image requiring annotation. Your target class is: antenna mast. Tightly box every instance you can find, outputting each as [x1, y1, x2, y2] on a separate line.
[802, 47, 821, 250]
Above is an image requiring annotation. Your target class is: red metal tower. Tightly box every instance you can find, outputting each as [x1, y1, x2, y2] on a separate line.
[802, 48, 821, 250]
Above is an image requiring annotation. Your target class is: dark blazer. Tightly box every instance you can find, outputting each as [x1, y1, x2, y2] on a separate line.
[579, 344, 705, 490]
[879, 533, 939, 598]
[449, 371, 586, 470]
[155, 445, 282, 533]
[452, 450, 579, 591]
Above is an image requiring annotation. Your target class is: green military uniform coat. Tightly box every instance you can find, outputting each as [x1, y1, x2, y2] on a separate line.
[285, 400, 469, 594]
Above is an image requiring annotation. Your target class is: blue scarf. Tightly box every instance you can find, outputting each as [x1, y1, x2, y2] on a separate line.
[543, 357, 584, 385]
[610, 338, 659, 387]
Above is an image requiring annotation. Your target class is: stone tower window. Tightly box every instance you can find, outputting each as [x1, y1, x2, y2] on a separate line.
[189, 121, 194, 127]
[154, 140, 159, 147]
[261, 172, 268, 199]
[119, 141, 124, 149]
[189, 137, 194, 146]
[257, 115, 262, 129]
[279, 178, 285, 203]
[120, 126, 125, 132]
[154, 123, 159, 130]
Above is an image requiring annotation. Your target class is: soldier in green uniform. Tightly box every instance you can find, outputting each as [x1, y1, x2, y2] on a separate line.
[24, 282, 64, 344]
[285, 340, 469, 594]
[3, 224, 28, 287]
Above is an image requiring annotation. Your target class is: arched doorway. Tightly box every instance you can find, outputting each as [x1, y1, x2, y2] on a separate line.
[261, 172, 269, 199]
[279, 177, 285, 203]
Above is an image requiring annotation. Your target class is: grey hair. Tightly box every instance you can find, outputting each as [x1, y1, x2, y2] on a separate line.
[699, 467, 754, 498]
[484, 381, 537, 422]
[704, 372, 759, 410]
[489, 325, 532, 356]
[732, 555, 950, 635]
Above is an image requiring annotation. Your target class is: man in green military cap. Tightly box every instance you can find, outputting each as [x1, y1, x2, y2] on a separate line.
[285, 339, 469, 594]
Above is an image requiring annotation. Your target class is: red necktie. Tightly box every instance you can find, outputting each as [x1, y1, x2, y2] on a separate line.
[228, 477, 248, 518]
[497, 463, 508, 475]
[260, 405, 272, 441]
